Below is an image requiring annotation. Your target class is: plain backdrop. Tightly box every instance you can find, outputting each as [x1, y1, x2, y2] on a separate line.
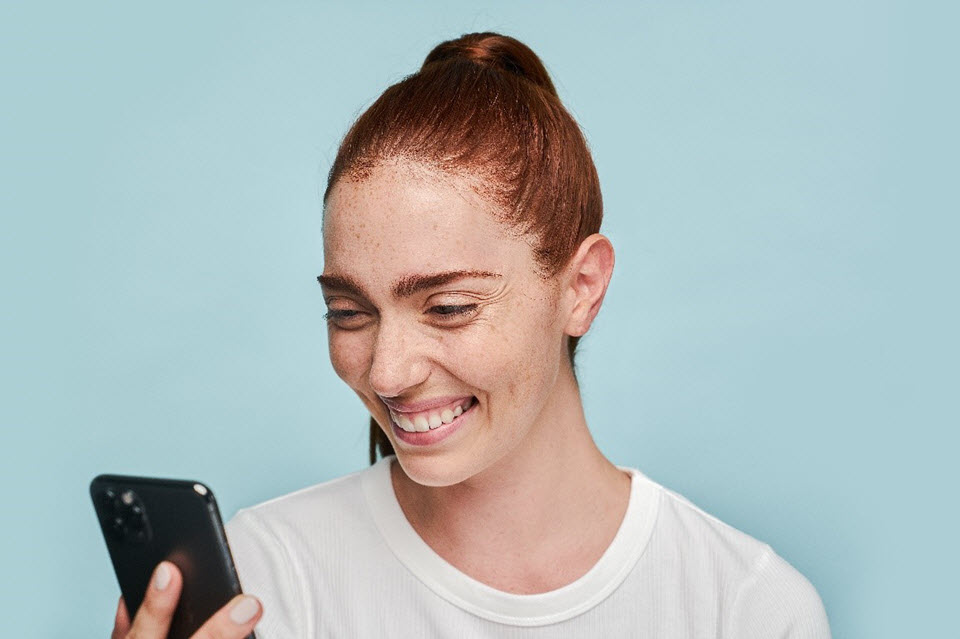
[1, 1, 956, 636]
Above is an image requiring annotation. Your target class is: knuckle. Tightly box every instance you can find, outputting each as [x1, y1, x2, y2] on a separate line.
[141, 591, 175, 618]
[127, 591, 176, 637]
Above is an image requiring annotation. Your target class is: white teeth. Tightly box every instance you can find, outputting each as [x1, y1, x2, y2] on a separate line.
[391, 412, 416, 432]
[389, 398, 475, 434]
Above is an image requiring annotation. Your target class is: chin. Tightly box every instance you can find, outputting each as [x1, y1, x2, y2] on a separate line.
[392, 449, 479, 488]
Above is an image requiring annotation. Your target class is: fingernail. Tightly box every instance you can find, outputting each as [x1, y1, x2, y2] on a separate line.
[229, 596, 260, 624]
[154, 562, 171, 591]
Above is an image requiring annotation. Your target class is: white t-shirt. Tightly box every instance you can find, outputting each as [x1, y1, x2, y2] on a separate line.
[225, 455, 830, 638]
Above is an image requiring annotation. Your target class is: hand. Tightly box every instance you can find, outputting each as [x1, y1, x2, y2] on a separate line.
[110, 561, 262, 639]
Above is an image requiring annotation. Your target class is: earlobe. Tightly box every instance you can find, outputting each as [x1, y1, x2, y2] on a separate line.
[564, 234, 615, 337]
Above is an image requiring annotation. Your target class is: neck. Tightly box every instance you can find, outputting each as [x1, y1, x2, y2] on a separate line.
[390, 363, 632, 591]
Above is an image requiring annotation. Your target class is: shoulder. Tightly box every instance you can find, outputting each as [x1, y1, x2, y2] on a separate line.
[651, 478, 771, 574]
[225, 463, 384, 563]
[726, 547, 832, 638]
[228, 466, 366, 532]
[630, 470, 831, 638]
[224, 465, 380, 636]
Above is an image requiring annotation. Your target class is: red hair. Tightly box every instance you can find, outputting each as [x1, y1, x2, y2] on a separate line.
[323, 32, 604, 463]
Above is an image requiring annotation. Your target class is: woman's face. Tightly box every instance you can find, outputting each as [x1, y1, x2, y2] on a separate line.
[321, 160, 570, 486]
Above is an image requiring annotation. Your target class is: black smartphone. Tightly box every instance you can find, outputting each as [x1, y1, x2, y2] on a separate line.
[90, 474, 254, 639]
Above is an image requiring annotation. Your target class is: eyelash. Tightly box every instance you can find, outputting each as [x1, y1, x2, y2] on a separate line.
[323, 305, 477, 322]
[323, 309, 360, 321]
[429, 304, 476, 317]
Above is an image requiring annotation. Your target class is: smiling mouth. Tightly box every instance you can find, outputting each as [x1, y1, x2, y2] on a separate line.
[388, 397, 476, 433]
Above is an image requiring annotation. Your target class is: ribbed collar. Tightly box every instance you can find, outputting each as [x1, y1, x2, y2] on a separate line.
[360, 455, 661, 626]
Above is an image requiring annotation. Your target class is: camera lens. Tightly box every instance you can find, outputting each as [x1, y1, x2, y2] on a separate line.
[99, 488, 117, 512]
[110, 515, 125, 540]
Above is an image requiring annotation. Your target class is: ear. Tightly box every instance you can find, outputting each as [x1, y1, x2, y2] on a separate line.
[562, 233, 615, 337]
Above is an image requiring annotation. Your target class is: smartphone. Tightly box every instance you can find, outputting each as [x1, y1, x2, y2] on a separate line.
[90, 474, 254, 639]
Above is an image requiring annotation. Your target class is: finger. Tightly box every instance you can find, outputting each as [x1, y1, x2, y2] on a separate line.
[126, 561, 183, 639]
[191, 594, 262, 639]
[111, 595, 131, 639]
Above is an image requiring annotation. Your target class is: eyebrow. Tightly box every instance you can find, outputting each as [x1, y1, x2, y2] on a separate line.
[317, 270, 502, 300]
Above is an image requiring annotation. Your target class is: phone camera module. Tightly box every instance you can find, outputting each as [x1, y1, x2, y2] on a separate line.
[102, 487, 151, 543]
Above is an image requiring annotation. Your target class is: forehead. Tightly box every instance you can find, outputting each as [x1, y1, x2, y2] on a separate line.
[323, 161, 531, 284]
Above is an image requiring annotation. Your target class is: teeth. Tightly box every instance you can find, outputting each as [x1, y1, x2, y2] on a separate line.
[389, 397, 474, 434]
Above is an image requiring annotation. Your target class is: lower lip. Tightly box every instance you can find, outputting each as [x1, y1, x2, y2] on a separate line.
[391, 401, 476, 447]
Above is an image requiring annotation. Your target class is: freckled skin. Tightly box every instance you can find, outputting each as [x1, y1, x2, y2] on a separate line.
[322, 159, 566, 487]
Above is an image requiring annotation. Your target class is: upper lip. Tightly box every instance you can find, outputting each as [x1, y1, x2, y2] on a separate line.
[380, 395, 474, 414]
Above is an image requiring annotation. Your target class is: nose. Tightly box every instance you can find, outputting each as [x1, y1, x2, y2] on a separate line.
[367, 314, 429, 399]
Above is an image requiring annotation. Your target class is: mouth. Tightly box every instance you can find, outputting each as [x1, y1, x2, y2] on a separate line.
[388, 396, 476, 432]
[386, 396, 477, 446]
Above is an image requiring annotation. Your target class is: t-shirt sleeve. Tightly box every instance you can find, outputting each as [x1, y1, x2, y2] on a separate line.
[225, 508, 306, 638]
[726, 546, 831, 639]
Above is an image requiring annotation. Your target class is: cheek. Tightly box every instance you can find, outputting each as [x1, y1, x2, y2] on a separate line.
[457, 302, 561, 406]
[512, 326, 560, 400]
[328, 331, 371, 386]
[510, 296, 565, 397]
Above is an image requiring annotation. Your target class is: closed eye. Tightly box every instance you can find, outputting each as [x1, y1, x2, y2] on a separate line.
[430, 304, 477, 316]
[323, 309, 362, 321]
[324, 305, 478, 329]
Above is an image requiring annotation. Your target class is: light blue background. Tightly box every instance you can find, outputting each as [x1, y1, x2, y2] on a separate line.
[1, 1, 956, 636]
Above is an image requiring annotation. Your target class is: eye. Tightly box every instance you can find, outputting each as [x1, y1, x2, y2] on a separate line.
[323, 309, 359, 320]
[429, 304, 478, 319]
[323, 309, 370, 330]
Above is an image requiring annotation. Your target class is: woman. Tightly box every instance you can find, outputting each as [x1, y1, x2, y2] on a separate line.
[111, 32, 830, 638]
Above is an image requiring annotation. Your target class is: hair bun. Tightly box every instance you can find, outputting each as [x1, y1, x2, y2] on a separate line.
[422, 32, 557, 97]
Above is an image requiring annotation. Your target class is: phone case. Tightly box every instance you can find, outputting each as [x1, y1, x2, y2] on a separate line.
[90, 474, 254, 639]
